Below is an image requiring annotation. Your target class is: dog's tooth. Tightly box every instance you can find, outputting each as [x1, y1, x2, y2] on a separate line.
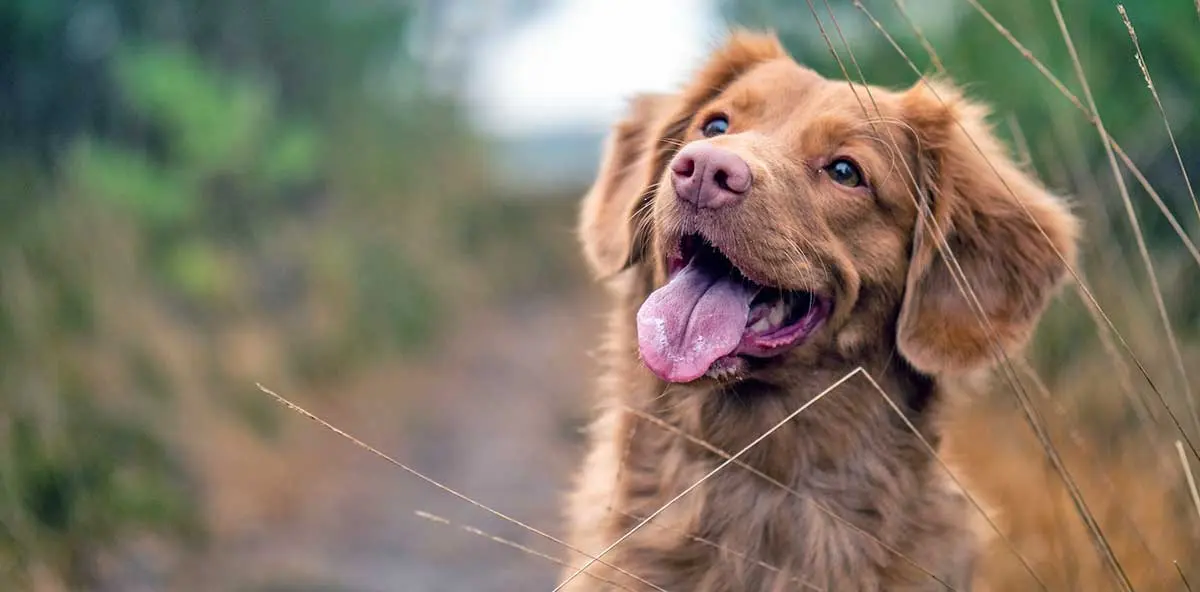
[767, 301, 787, 327]
[750, 318, 770, 333]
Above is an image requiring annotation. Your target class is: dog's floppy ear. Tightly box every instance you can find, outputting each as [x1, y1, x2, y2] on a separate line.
[896, 80, 1080, 374]
[578, 30, 789, 279]
[578, 93, 676, 278]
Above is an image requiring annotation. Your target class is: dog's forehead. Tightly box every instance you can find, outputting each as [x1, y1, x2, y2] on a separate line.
[722, 60, 822, 103]
[721, 60, 894, 126]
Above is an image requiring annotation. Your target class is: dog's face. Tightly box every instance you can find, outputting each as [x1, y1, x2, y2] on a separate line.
[580, 31, 1078, 385]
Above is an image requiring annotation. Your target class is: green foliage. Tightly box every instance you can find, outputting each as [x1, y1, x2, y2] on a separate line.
[0, 193, 201, 588]
[111, 46, 319, 192]
[450, 198, 582, 298]
[0, 402, 199, 588]
[0, 0, 453, 588]
[352, 242, 440, 352]
[70, 139, 198, 226]
[69, 45, 321, 305]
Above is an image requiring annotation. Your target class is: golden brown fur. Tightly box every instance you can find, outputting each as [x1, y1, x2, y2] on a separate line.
[563, 31, 1078, 591]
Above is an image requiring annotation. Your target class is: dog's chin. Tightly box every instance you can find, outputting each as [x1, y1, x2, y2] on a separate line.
[635, 233, 832, 385]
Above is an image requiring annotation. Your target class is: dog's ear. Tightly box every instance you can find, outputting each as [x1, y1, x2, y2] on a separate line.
[578, 30, 789, 279]
[896, 80, 1080, 374]
[578, 93, 676, 278]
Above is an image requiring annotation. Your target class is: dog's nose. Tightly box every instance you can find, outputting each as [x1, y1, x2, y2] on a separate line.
[670, 144, 752, 209]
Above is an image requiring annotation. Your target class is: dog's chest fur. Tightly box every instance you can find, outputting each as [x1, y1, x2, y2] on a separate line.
[565, 396, 980, 591]
[561, 304, 980, 591]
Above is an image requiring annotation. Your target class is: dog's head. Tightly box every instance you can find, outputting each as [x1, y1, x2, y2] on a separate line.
[580, 31, 1078, 385]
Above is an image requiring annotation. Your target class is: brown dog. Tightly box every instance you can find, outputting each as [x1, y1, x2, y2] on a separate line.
[562, 30, 1078, 591]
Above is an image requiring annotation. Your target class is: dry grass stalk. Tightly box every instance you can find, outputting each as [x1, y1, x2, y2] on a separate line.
[552, 369, 861, 591]
[254, 383, 666, 591]
[413, 511, 638, 592]
[262, 4, 1200, 590]
[1177, 440, 1200, 523]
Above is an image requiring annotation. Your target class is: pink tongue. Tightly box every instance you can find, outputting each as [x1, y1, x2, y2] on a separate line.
[636, 260, 756, 383]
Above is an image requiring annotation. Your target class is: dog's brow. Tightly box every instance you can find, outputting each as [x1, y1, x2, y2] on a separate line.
[726, 87, 761, 114]
[797, 115, 863, 155]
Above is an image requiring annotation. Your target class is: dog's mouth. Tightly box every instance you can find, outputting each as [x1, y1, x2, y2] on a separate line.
[635, 234, 831, 383]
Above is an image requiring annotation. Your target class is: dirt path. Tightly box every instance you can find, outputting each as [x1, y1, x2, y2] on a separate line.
[201, 290, 604, 591]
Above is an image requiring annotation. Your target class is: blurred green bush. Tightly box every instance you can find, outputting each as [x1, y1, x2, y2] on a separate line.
[70, 45, 321, 305]
[0, 1, 512, 587]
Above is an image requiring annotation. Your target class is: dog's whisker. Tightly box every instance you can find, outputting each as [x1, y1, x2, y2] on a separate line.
[631, 212, 655, 245]
[553, 368, 864, 591]
[784, 243, 826, 300]
[255, 384, 668, 592]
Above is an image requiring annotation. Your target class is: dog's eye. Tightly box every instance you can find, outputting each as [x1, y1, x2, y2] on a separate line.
[825, 159, 863, 188]
[701, 115, 729, 138]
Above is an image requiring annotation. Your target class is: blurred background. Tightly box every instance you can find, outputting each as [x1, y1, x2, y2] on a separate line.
[2, 0, 1199, 590]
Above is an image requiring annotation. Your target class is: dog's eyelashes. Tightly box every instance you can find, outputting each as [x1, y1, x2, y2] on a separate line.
[701, 115, 729, 138]
[824, 159, 865, 188]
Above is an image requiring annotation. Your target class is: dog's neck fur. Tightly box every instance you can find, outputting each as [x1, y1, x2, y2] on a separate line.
[564, 272, 979, 591]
